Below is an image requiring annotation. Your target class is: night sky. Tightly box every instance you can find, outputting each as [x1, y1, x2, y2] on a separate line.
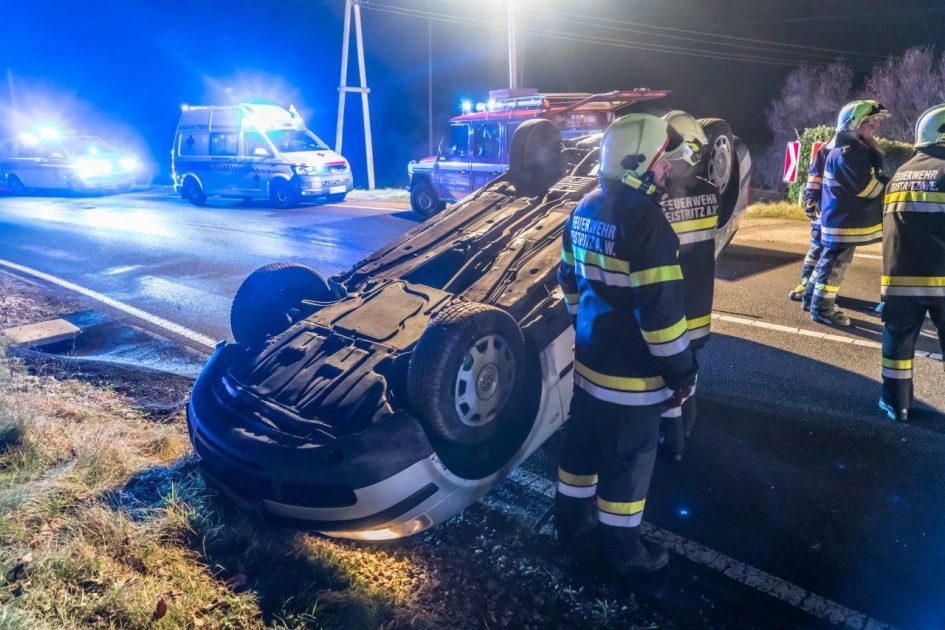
[2, 0, 942, 187]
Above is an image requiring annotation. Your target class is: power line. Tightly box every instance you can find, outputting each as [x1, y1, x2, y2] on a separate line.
[364, 3, 874, 71]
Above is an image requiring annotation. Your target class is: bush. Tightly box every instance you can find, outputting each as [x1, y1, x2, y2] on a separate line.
[787, 127, 915, 204]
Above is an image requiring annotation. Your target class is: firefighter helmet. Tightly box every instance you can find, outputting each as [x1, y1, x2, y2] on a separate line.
[914, 104, 945, 148]
[662, 110, 706, 165]
[836, 100, 889, 132]
[599, 114, 691, 190]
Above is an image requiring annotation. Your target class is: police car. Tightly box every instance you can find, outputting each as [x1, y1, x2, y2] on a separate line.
[0, 128, 138, 194]
[172, 104, 353, 208]
[187, 117, 751, 540]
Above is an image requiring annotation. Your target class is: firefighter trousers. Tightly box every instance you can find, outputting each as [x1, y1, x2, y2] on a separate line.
[797, 220, 823, 290]
[661, 345, 702, 457]
[807, 245, 856, 313]
[881, 296, 945, 411]
[557, 388, 662, 530]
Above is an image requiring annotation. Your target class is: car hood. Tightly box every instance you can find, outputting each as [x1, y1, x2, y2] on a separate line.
[282, 150, 347, 168]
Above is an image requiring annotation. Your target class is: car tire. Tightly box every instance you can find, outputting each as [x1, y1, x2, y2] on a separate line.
[408, 302, 528, 445]
[508, 118, 564, 197]
[698, 118, 735, 197]
[230, 262, 332, 346]
[410, 179, 444, 218]
[182, 177, 207, 206]
[5, 174, 25, 195]
[270, 178, 298, 209]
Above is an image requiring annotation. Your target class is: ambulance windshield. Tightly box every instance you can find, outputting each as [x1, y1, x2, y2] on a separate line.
[266, 129, 329, 154]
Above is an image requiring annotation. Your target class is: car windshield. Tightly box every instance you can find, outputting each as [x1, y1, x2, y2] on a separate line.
[266, 129, 328, 153]
[61, 136, 117, 156]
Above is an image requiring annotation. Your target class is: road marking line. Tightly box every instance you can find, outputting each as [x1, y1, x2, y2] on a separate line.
[505, 468, 888, 629]
[0, 259, 219, 351]
[712, 312, 943, 363]
[336, 204, 410, 213]
[855, 253, 883, 260]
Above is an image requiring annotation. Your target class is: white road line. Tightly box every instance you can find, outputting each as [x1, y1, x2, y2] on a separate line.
[0, 259, 219, 351]
[712, 312, 943, 363]
[854, 253, 883, 260]
[336, 204, 410, 213]
[505, 468, 888, 630]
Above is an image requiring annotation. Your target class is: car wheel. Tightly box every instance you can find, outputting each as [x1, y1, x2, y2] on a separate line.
[5, 174, 25, 195]
[508, 118, 564, 197]
[698, 118, 734, 197]
[408, 302, 527, 445]
[327, 193, 347, 203]
[182, 177, 207, 206]
[270, 179, 298, 209]
[230, 262, 332, 346]
[410, 179, 444, 218]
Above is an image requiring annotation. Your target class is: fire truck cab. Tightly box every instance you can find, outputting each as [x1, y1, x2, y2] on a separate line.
[406, 88, 669, 217]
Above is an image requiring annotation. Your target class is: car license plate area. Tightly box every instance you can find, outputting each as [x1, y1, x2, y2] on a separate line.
[329, 185, 346, 194]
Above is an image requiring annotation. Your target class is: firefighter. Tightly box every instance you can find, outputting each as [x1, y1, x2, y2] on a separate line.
[556, 114, 698, 574]
[878, 104, 945, 421]
[804, 100, 890, 326]
[788, 136, 835, 309]
[658, 111, 718, 460]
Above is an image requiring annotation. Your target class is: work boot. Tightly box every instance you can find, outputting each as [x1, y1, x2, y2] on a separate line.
[599, 524, 669, 574]
[878, 398, 909, 422]
[554, 494, 597, 546]
[811, 306, 851, 327]
[787, 283, 806, 302]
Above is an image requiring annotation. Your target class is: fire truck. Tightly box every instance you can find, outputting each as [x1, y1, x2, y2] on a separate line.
[406, 88, 670, 217]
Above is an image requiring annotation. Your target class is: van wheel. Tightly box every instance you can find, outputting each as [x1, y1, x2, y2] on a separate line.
[408, 302, 527, 445]
[270, 179, 298, 209]
[410, 179, 445, 218]
[508, 119, 564, 197]
[182, 178, 207, 206]
[230, 262, 332, 345]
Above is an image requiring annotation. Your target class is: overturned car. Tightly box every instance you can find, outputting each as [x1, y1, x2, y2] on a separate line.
[187, 117, 751, 540]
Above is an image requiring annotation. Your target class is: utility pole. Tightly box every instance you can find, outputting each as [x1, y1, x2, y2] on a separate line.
[428, 18, 434, 156]
[6, 68, 18, 125]
[507, 0, 518, 90]
[335, 0, 375, 190]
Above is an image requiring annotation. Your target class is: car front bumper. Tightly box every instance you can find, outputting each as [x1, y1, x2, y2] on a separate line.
[296, 172, 354, 197]
[186, 343, 489, 540]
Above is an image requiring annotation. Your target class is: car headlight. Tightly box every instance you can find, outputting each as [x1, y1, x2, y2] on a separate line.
[118, 157, 138, 172]
[73, 158, 114, 179]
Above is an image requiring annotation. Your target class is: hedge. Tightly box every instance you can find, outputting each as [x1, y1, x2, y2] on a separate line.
[787, 126, 915, 204]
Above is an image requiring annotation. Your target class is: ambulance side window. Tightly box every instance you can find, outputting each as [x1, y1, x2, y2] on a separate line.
[444, 124, 469, 159]
[179, 132, 209, 157]
[242, 132, 270, 157]
[210, 132, 239, 157]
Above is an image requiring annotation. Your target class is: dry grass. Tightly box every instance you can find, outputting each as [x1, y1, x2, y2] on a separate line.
[346, 188, 409, 202]
[743, 201, 808, 221]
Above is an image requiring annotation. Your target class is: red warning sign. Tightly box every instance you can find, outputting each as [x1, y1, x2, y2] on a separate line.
[811, 141, 825, 162]
[783, 141, 800, 183]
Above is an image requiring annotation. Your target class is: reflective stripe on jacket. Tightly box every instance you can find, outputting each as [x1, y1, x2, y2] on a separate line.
[820, 131, 886, 246]
[882, 146, 945, 298]
[558, 180, 697, 406]
[660, 174, 718, 344]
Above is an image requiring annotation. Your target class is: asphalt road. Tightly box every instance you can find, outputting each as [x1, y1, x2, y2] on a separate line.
[2, 190, 944, 627]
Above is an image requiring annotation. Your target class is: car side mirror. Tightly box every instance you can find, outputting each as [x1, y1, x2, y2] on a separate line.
[253, 147, 272, 157]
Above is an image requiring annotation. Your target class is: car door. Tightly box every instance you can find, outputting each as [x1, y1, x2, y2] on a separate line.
[434, 123, 472, 201]
[469, 122, 503, 192]
[240, 131, 272, 196]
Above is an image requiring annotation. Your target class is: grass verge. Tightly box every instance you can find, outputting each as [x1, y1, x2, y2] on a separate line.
[743, 201, 808, 221]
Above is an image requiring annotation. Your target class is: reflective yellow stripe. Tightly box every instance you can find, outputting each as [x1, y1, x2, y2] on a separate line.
[671, 216, 718, 234]
[562, 292, 579, 305]
[821, 224, 882, 236]
[687, 314, 712, 330]
[882, 357, 914, 369]
[558, 468, 598, 487]
[574, 361, 665, 392]
[807, 176, 823, 184]
[857, 178, 882, 198]
[815, 283, 840, 292]
[884, 191, 945, 204]
[561, 248, 575, 265]
[641, 317, 687, 344]
[571, 245, 630, 274]
[597, 497, 646, 515]
[882, 276, 945, 287]
[628, 264, 683, 287]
